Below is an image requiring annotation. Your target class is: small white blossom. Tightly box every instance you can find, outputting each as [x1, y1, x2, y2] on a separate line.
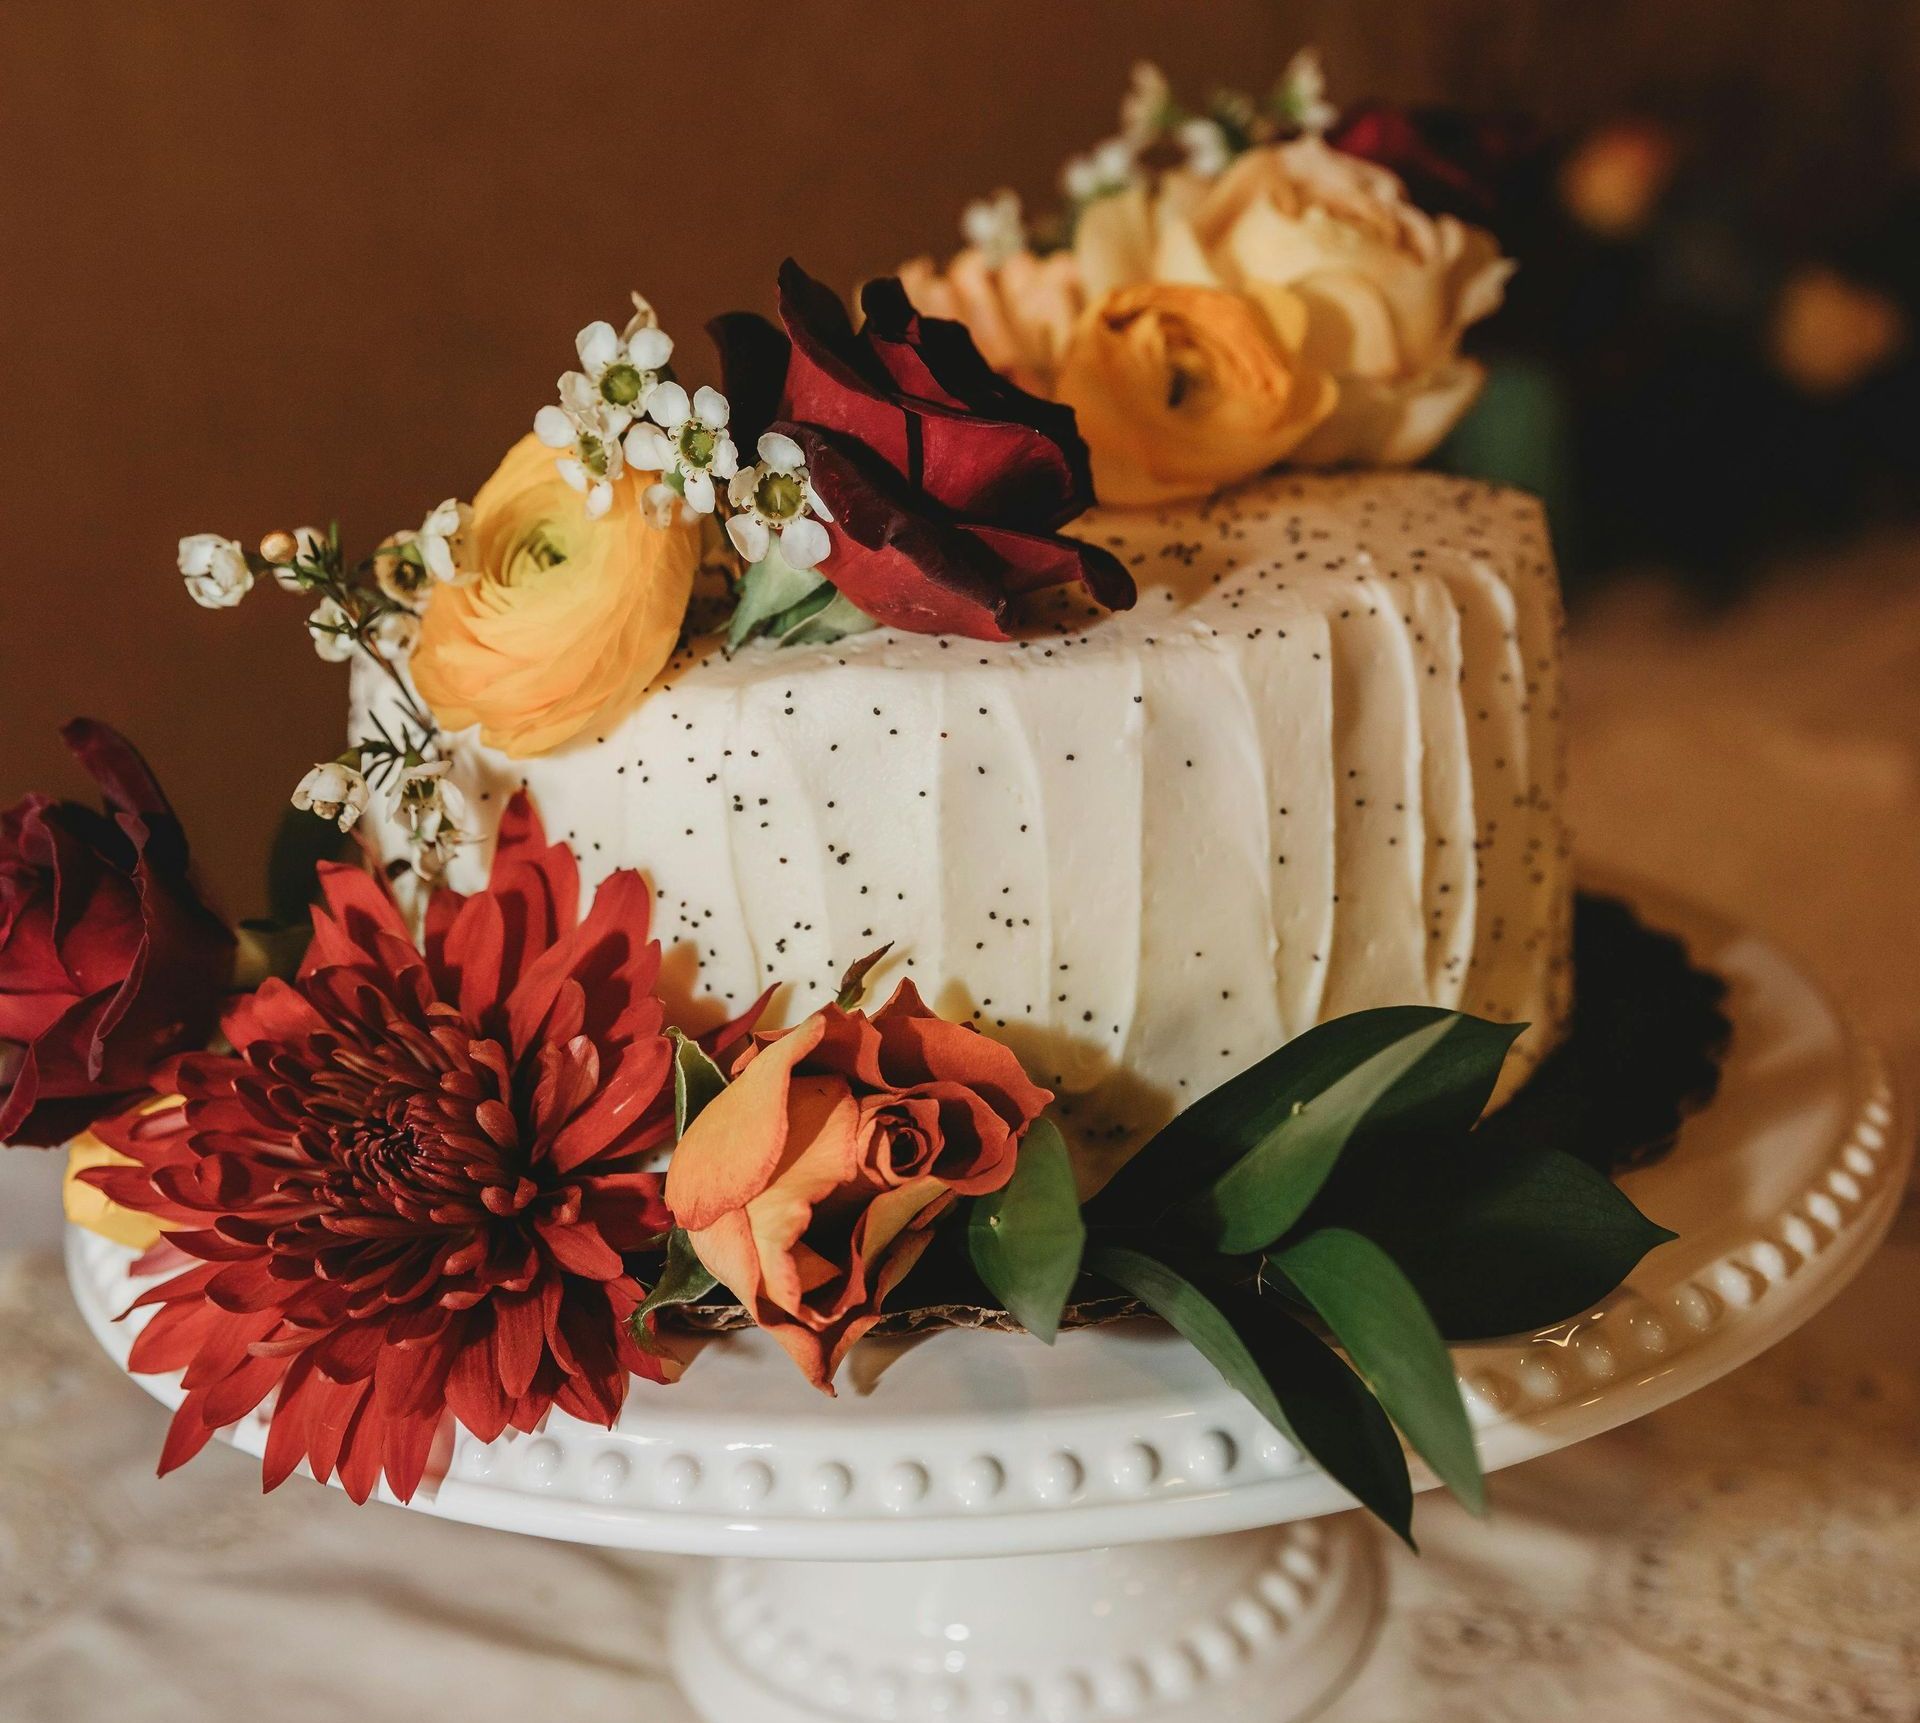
[1062, 135, 1141, 204]
[960, 188, 1027, 265]
[372, 606, 421, 656]
[535, 379, 628, 518]
[725, 431, 833, 570]
[306, 596, 357, 662]
[292, 760, 370, 831]
[626, 382, 736, 515]
[1277, 47, 1337, 135]
[1178, 117, 1234, 177]
[415, 497, 474, 584]
[372, 529, 432, 608]
[1119, 61, 1173, 148]
[567, 311, 674, 435]
[392, 758, 471, 878]
[178, 533, 252, 609]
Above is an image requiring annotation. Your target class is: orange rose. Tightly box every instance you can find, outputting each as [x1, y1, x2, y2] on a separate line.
[664, 983, 1052, 1390]
[1054, 282, 1336, 505]
[411, 432, 699, 757]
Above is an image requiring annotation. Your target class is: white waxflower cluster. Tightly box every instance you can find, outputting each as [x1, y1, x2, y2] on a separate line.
[960, 189, 1027, 265]
[290, 752, 472, 879]
[1275, 47, 1337, 136]
[534, 294, 675, 517]
[530, 291, 838, 575]
[178, 499, 469, 670]
[1063, 50, 1341, 204]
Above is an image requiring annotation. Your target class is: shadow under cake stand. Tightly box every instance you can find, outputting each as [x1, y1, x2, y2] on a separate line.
[67, 884, 1912, 1723]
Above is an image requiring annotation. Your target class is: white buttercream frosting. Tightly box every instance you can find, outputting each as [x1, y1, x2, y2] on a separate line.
[355, 470, 1571, 1189]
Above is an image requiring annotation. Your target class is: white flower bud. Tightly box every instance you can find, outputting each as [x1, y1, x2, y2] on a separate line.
[291, 761, 370, 831]
[306, 597, 357, 662]
[178, 533, 252, 609]
[372, 607, 421, 656]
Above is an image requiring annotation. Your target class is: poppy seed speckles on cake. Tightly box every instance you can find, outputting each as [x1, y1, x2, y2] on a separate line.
[352, 468, 1570, 1188]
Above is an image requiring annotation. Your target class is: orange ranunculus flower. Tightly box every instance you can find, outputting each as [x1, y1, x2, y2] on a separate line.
[410, 432, 699, 758]
[1054, 281, 1337, 506]
[664, 983, 1052, 1391]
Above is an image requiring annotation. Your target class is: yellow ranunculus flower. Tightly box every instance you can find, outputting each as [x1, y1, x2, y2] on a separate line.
[1054, 282, 1336, 506]
[412, 433, 700, 757]
[1076, 139, 1512, 468]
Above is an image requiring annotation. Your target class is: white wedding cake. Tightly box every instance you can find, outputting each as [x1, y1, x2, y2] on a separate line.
[356, 468, 1569, 1185]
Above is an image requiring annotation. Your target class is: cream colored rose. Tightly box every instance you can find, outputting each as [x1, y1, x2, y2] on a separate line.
[1075, 139, 1512, 466]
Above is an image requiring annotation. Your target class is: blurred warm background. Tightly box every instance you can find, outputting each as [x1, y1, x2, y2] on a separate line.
[7, 0, 1919, 914]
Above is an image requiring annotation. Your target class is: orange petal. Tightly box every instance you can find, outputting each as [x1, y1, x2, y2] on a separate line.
[665, 1014, 828, 1231]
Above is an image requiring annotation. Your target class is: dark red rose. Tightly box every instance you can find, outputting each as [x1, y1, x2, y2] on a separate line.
[1331, 105, 1546, 227]
[712, 260, 1133, 641]
[0, 721, 233, 1147]
[85, 797, 688, 1503]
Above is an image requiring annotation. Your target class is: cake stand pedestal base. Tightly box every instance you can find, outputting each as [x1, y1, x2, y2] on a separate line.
[669, 1516, 1382, 1723]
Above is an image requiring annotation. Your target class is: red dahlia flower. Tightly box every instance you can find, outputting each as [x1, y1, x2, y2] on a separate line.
[85, 797, 680, 1503]
[713, 260, 1134, 640]
[0, 720, 233, 1146]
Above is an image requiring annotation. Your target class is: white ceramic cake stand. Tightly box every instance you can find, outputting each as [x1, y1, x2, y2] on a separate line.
[66, 885, 1912, 1723]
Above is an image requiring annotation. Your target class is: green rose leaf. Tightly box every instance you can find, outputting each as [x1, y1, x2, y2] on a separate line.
[1087, 1243, 1414, 1545]
[1094, 1007, 1521, 1234]
[628, 1228, 719, 1356]
[1325, 1142, 1677, 1340]
[968, 1119, 1086, 1343]
[779, 589, 878, 648]
[668, 1028, 729, 1140]
[727, 546, 829, 649]
[1270, 1227, 1485, 1515]
[1180, 1015, 1466, 1256]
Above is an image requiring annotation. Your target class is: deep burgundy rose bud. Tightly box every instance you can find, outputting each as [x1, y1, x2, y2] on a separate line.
[1331, 104, 1545, 227]
[0, 721, 233, 1146]
[712, 260, 1133, 641]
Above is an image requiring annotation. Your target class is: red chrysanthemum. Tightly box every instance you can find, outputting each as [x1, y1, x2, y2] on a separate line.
[85, 796, 684, 1504]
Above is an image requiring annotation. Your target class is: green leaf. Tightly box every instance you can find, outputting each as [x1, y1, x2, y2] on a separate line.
[781, 589, 878, 647]
[764, 582, 838, 643]
[968, 1120, 1086, 1342]
[1183, 1015, 1462, 1255]
[265, 802, 354, 926]
[1087, 1243, 1414, 1544]
[1094, 1007, 1521, 1228]
[1324, 1143, 1676, 1340]
[727, 546, 829, 649]
[668, 1028, 729, 1140]
[628, 1228, 718, 1355]
[1272, 1227, 1484, 1515]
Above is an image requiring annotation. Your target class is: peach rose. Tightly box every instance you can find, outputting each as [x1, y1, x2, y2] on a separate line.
[1076, 138, 1512, 467]
[664, 982, 1052, 1390]
[896, 247, 1085, 397]
[1054, 282, 1336, 505]
[411, 432, 699, 757]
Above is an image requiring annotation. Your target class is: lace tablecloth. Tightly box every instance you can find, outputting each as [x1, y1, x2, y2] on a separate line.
[4, 551, 1918, 1722]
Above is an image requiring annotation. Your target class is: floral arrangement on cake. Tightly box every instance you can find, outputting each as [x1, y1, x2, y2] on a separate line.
[5, 55, 1682, 1542]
